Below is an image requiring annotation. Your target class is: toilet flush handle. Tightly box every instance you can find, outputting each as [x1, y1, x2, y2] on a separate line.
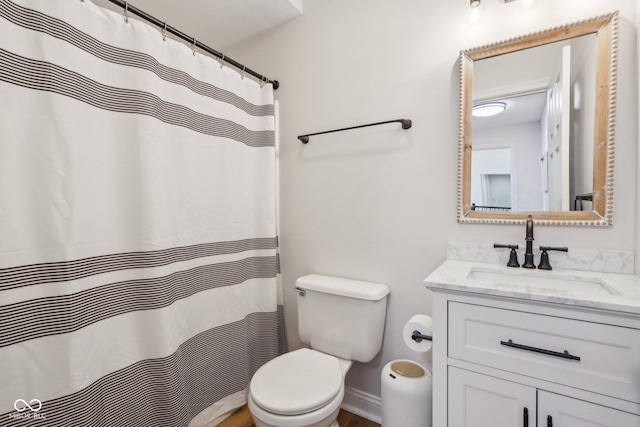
[294, 287, 306, 297]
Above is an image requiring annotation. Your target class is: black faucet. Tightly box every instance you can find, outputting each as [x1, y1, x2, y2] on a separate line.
[496, 216, 569, 269]
[522, 215, 536, 269]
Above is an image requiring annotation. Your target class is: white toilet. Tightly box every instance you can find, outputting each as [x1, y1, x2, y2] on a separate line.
[248, 274, 390, 427]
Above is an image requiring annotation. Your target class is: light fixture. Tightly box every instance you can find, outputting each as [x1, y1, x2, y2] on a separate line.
[472, 102, 506, 117]
[470, 0, 481, 7]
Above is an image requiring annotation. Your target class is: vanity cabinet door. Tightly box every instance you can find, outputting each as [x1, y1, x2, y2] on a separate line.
[449, 367, 536, 427]
[537, 391, 640, 427]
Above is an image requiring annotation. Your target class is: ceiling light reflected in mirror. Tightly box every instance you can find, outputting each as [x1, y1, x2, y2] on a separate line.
[472, 102, 506, 117]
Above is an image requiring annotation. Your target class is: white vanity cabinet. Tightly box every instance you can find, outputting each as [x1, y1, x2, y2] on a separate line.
[448, 367, 640, 427]
[428, 290, 640, 427]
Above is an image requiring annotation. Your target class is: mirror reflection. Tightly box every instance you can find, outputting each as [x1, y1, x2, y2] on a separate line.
[458, 12, 617, 225]
[471, 35, 596, 213]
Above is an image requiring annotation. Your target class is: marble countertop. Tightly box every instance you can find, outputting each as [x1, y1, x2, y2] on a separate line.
[425, 260, 640, 316]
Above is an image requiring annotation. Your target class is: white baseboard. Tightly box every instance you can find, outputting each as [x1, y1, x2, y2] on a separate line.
[341, 386, 382, 424]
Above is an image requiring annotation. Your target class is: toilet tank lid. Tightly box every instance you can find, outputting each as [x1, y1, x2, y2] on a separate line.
[295, 274, 390, 301]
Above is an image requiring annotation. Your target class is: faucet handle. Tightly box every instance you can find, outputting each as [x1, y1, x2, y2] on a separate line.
[494, 243, 520, 268]
[537, 246, 569, 270]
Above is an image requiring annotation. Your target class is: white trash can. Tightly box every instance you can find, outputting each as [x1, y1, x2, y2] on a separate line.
[381, 360, 432, 427]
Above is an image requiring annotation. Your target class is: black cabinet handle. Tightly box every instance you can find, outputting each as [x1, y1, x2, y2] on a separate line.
[547, 415, 553, 427]
[500, 339, 581, 361]
[523, 407, 529, 426]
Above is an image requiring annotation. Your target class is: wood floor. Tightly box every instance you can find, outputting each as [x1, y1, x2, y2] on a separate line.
[217, 404, 380, 427]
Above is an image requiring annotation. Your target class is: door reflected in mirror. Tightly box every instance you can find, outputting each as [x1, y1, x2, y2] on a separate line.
[458, 13, 618, 225]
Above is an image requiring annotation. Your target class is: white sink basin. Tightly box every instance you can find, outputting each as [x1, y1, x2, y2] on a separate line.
[467, 268, 618, 295]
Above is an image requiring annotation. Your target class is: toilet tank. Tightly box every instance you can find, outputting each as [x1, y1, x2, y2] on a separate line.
[295, 274, 390, 363]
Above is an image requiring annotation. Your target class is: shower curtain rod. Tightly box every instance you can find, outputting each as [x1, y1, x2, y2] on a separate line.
[297, 119, 412, 143]
[103, 0, 280, 89]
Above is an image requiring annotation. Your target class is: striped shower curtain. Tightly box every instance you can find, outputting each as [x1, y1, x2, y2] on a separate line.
[0, 1, 285, 426]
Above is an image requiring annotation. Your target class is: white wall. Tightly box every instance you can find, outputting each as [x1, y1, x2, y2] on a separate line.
[227, 0, 639, 405]
[637, 1, 640, 278]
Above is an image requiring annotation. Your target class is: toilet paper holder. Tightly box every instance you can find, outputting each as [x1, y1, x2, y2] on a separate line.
[411, 331, 432, 343]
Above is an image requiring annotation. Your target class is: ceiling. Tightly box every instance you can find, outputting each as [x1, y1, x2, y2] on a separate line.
[91, 0, 303, 50]
[473, 91, 547, 130]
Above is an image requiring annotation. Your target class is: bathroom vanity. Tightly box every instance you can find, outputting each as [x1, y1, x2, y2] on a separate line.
[425, 255, 640, 427]
[435, 9, 634, 425]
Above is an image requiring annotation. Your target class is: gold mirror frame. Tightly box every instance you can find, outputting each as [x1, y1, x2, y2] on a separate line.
[458, 12, 618, 226]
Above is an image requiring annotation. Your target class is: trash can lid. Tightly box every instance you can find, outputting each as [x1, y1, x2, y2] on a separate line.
[391, 361, 425, 378]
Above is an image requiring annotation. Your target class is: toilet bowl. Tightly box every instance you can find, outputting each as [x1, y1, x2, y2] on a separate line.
[248, 274, 389, 427]
[248, 348, 352, 427]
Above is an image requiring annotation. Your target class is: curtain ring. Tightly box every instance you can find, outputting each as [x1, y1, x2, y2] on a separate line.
[162, 22, 167, 41]
[123, 1, 129, 23]
[192, 37, 196, 55]
[241, 65, 246, 80]
[219, 54, 225, 69]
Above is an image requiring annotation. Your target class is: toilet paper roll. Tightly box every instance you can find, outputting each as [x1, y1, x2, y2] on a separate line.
[403, 314, 433, 353]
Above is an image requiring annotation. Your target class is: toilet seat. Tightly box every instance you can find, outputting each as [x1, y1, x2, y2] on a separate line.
[250, 348, 343, 416]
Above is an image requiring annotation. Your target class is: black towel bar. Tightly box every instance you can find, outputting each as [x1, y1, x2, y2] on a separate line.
[297, 119, 412, 143]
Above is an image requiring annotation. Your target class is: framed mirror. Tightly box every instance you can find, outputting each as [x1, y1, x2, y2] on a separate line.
[457, 12, 618, 225]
